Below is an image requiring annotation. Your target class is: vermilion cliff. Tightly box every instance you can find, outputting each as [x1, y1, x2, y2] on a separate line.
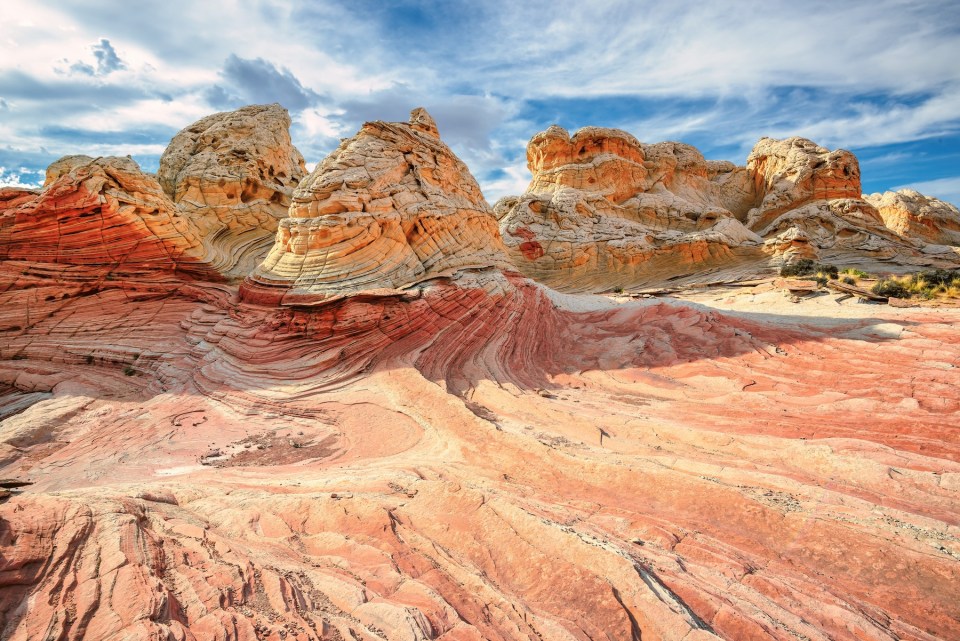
[1, 105, 958, 641]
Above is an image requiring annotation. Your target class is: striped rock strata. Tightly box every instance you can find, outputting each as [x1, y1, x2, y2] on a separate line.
[0, 155, 211, 279]
[1, 271, 958, 641]
[158, 104, 307, 279]
[242, 108, 513, 305]
[864, 188, 960, 247]
[498, 130, 959, 293]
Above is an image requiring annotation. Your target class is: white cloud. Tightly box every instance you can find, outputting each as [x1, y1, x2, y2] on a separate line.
[0, 166, 43, 189]
[480, 163, 533, 204]
[892, 176, 960, 207]
[1, 0, 958, 198]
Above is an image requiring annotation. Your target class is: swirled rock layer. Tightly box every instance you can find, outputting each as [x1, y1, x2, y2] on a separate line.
[865, 188, 960, 247]
[1, 272, 959, 641]
[499, 130, 959, 293]
[0, 155, 211, 279]
[243, 108, 512, 305]
[158, 104, 307, 278]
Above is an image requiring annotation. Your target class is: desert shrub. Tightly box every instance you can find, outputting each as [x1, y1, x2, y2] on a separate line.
[841, 268, 870, 278]
[779, 259, 815, 277]
[123, 366, 136, 376]
[914, 268, 959, 288]
[842, 276, 856, 285]
[816, 264, 839, 279]
[780, 260, 838, 280]
[871, 279, 911, 298]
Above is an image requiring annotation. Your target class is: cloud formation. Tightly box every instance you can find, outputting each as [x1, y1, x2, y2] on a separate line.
[208, 55, 323, 111]
[0, 0, 958, 204]
[92, 38, 126, 75]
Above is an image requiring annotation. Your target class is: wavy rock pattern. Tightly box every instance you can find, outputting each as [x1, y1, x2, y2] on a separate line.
[499, 131, 960, 293]
[243, 109, 512, 305]
[1, 273, 959, 641]
[1, 105, 959, 641]
[865, 189, 960, 247]
[0, 155, 211, 278]
[158, 104, 307, 279]
[497, 127, 765, 292]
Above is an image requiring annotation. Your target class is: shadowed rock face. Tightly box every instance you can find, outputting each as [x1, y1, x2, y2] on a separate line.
[499, 130, 960, 292]
[243, 108, 513, 305]
[158, 103, 307, 279]
[1, 105, 960, 641]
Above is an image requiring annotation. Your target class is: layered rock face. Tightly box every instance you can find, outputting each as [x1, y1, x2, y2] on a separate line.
[742, 137, 930, 263]
[1, 105, 960, 641]
[499, 130, 959, 293]
[865, 188, 960, 246]
[244, 108, 512, 305]
[158, 104, 307, 278]
[0, 155, 209, 278]
[497, 126, 764, 292]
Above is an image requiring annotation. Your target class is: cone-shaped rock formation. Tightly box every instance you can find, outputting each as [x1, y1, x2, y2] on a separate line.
[243, 108, 512, 305]
[158, 103, 307, 278]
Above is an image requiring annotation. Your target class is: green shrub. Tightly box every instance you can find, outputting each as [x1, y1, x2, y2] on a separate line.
[123, 366, 136, 376]
[914, 269, 959, 288]
[871, 279, 910, 298]
[817, 264, 839, 279]
[779, 259, 815, 277]
[780, 260, 838, 279]
[841, 268, 870, 278]
[842, 276, 856, 285]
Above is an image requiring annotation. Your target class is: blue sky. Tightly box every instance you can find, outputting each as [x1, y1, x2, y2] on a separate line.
[1, 0, 959, 205]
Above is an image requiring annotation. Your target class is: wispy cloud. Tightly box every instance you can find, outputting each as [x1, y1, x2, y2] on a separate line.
[0, 166, 44, 189]
[892, 176, 960, 205]
[0, 0, 958, 205]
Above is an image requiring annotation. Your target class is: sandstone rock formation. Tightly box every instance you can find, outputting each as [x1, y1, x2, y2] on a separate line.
[498, 130, 959, 293]
[158, 104, 307, 279]
[741, 137, 938, 264]
[243, 108, 512, 305]
[0, 155, 210, 278]
[496, 126, 765, 292]
[865, 188, 960, 247]
[1, 105, 960, 641]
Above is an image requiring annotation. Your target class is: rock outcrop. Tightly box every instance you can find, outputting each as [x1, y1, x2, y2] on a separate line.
[497, 126, 764, 292]
[158, 104, 307, 278]
[865, 188, 960, 247]
[243, 108, 512, 305]
[499, 130, 960, 293]
[1, 105, 960, 641]
[0, 155, 209, 278]
[741, 137, 934, 264]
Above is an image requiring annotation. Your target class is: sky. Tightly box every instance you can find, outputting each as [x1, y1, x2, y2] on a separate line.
[1, 0, 959, 206]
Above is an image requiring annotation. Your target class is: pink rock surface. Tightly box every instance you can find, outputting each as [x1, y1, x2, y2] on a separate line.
[1, 271, 958, 641]
[1, 107, 958, 641]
